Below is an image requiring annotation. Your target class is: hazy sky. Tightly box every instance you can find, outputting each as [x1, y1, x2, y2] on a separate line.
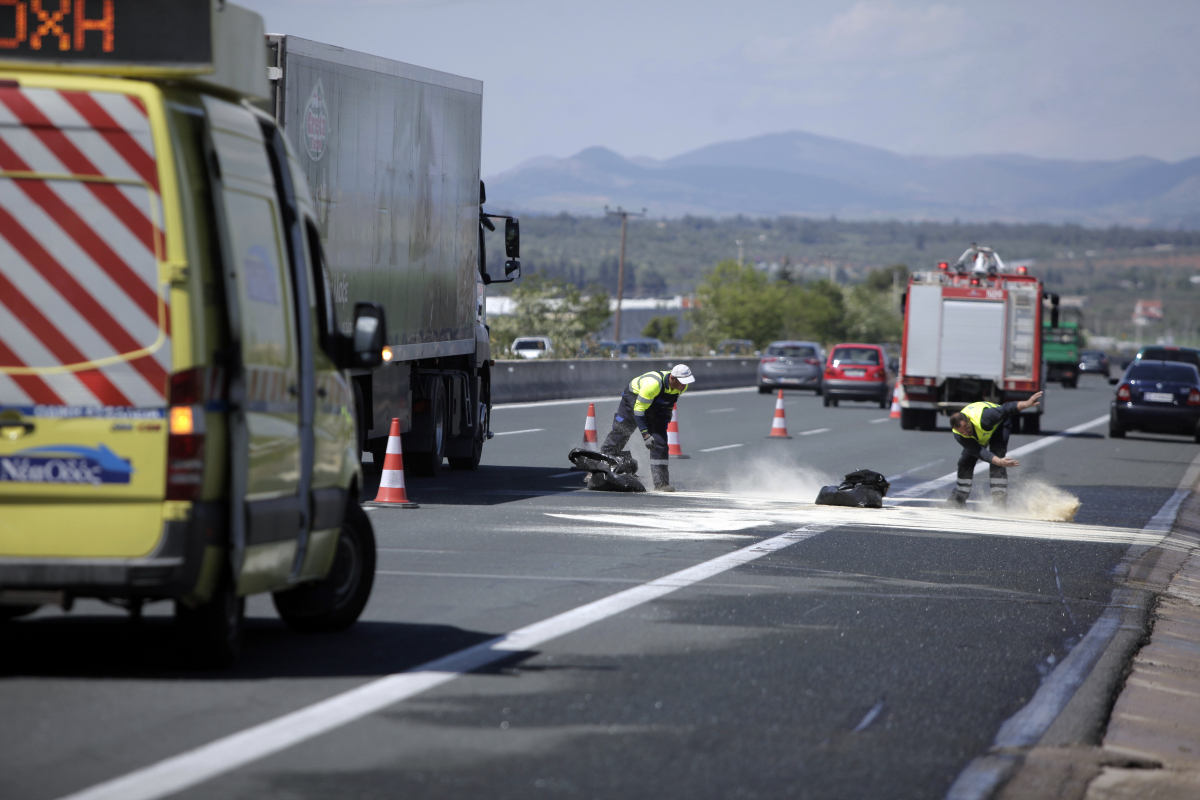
[239, 0, 1200, 175]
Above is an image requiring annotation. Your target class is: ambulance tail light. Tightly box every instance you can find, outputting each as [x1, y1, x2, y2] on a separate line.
[1116, 383, 1131, 402]
[166, 367, 208, 501]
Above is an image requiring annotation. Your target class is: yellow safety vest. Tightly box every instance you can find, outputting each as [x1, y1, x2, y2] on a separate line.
[629, 371, 686, 414]
[961, 402, 1001, 446]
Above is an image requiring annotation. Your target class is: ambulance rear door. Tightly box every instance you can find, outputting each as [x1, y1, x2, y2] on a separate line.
[0, 78, 173, 559]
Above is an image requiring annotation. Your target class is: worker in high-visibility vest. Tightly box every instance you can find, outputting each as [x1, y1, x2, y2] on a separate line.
[947, 392, 1043, 507]
[601, 364, 695, 491]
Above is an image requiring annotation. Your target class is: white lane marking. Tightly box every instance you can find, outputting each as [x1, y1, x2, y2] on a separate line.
[492, 428, 545, 436]
[945, 482, 1191, 800]
[56, 524, 832, 800]
[545, 509, 772, 533]
[548, 471, 581, 478]
[870, 418, 892, 424]
[495, 386, 756, 409]
[895, 414, 1108, 499]
[799, 428, 831, 436]
[886, 459, 945, 483]
[707, 407, 735, 413]
[699, 443, 744, 452]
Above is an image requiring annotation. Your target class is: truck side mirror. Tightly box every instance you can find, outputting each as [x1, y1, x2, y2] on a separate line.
[504, 259, 521, 279]
[351, 302, 387, 369]
[505, 218, 520, 259]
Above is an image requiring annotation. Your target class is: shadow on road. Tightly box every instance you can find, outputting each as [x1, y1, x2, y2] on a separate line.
[0, 616, 504, 680]
[362, 464, 587, 507]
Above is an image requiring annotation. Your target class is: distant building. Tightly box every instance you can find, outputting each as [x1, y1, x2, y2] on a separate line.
[1133, 300, 1163, 326]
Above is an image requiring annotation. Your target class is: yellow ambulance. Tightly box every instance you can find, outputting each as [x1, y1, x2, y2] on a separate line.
[0, 1, 385, 665]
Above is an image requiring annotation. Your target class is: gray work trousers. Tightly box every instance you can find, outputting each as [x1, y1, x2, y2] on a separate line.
[950, 423, 1010, 507]
[601, 391, 670, 487]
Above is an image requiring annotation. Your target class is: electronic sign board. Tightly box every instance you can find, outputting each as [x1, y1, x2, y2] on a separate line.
[0, 0, 212, 68]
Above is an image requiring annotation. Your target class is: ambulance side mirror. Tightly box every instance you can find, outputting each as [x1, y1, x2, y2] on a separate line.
[348, 302, 387, 369]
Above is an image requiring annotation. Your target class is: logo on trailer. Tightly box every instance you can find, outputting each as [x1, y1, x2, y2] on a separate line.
[0, 444, 133, 485]
[303, 80, 329, 162]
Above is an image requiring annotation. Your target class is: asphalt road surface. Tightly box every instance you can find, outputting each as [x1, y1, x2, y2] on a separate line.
[2, 374, 1196, 800]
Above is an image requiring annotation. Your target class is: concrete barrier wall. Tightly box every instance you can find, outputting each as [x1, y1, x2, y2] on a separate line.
[491, 357, 760, 404]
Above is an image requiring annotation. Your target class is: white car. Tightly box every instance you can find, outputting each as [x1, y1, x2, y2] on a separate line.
[511, 336, 554, 359]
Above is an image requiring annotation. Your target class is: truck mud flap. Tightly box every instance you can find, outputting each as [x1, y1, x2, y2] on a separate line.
[568, 448, 646, 493]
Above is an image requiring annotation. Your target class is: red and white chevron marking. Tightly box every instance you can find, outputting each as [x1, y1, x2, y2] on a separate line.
[0, 86, 168, 409]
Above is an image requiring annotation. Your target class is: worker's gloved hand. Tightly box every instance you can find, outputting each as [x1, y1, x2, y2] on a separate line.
[641, 430, 653, 446]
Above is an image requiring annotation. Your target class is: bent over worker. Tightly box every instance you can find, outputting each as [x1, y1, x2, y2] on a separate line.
[947, 392, 1043, 508]
[601, 364, 695, 492]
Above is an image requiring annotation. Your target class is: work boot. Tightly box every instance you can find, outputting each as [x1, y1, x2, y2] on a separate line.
[654, 484, 676, 492]
[945, 492, 968, 508]
[991, 491, 1008, 510]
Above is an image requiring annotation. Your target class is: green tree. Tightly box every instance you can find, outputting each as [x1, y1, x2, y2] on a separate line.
[642, 315, 679, 341]
[489, 275, 611, 357]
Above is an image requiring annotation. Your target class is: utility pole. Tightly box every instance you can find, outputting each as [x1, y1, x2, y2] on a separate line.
[605, 205, 646, 343]
[735, 239, 744, 267]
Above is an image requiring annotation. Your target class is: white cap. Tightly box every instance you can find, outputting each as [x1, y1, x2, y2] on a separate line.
[671, 364, 695, 384]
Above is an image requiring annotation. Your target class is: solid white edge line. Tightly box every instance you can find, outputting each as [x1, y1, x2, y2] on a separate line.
[896, 414, 1109, 499]
[870, 418, 892, 424]
[798, 428, 831, 436]
[491, 428, 545, 436]
[495, 385, 757, 409]
[944, 483, 1192, 800]
[56, 524, 833, 800]
[699, 443, 744, 452]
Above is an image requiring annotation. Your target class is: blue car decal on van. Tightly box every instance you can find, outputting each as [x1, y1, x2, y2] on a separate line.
[0, 444, 133, 485]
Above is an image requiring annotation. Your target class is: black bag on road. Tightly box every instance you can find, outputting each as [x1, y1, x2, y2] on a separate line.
[568, 448, 646, 493]
[815, 469, 890, 508]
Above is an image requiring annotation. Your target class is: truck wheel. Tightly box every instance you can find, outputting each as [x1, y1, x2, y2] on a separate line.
[273, 503, 377, 632]
[408, 380, 448, 477]
[1023, 414, 1041, 435]
[919, 410, 938, 431]
[1062, 378, 1077, 389]
[449, 438, 483, 470]
[899, 408, 917, 430]
[176, 567, 244, 669]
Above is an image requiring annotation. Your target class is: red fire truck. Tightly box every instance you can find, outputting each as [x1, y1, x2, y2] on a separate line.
[898, 246, 1045, 433]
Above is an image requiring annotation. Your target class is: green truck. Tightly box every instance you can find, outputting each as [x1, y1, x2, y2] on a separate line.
[1043, 306, 1083, 388]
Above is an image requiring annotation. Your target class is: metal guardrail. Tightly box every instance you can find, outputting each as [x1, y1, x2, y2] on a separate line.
[491, 357, 759, 404]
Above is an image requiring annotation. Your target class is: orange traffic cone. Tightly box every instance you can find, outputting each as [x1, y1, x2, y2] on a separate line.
[582, 402, 599, 451]
[667, 403, 689, 458]
[365, 418, 419, 508]
[889, 383, 902, 419]
[767, 389, 792, 439]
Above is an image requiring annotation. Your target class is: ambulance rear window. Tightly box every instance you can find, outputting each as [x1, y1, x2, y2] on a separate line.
[0, 85, 167, 409]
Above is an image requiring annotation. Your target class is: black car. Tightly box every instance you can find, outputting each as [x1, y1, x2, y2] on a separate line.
[1078, 349, 1110, 378]
[1110, 360, 1200, 442]
[1134, 345, 1200, 371]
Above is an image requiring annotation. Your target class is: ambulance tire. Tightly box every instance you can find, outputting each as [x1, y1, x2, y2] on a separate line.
[273, 503, 376, 633]
[176, 567, 244, 669]
[0, 605, 39, 622]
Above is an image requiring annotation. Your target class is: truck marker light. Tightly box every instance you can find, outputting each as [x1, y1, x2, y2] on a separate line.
[382, 346, 393, 362]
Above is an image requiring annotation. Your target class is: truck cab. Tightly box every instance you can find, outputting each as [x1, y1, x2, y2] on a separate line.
[0, 1, 383, 666]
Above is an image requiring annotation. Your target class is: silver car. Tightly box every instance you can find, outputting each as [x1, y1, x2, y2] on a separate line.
[758, 341, 825, 394]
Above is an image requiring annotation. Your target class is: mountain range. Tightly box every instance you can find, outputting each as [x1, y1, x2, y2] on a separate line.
[484, 131, 1200, 228]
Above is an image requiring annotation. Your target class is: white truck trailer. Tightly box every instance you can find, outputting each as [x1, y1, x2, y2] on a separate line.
[266, 36, 520, 475]
[899, 247, 1045, 434]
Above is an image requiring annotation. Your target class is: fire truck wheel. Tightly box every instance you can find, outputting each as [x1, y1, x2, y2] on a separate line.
[273, 503, 377, 633]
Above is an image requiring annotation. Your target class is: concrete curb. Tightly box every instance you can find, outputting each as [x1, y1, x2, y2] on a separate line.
[490, 357, 760, 404]
[992, 461, 1200, 800]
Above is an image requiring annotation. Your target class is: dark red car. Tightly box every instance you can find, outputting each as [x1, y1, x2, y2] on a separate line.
[823, 344, 891, 408]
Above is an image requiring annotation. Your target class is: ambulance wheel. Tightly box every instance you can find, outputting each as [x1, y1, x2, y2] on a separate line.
[176, 567, 243, 669]
[0, 605, 39, 622]
[449, 438, 483, 470]
[273, 503, 377, 633]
